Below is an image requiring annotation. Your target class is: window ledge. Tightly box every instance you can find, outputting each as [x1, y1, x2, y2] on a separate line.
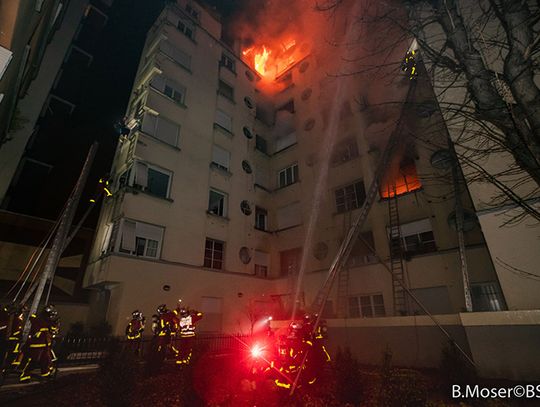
[217, 90, 235, 104]
[210, 163, 232, 177]
[206, 211, 230, 222]
[378, 187, 424, 201]
[219, 64, 237, 76]
[158, 50, 192, 75]
[126, 186, 174, 202]
[254, 226, 273, 234]
[213, 123, 234, 137]
[254, 148, 270, 158]
[274, 223, 302, 233]
[275, 180, 300, 192]
[137, 130, 181, 151]
[254, 183, 272, 193]
[273, 142, 298, 156]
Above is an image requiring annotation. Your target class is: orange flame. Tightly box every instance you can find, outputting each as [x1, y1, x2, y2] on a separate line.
[254, 46, 272, 77]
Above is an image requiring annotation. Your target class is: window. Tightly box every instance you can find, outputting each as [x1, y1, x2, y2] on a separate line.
[204, 238, 224, 269]
[280, 247, 302, 277]
[150, 75, 186, 105]
[208, 189, 227, 217]
[177, 18, 195, 40]
[141, 113, 180, 147]
[331, 137, 359, 166]
[254, 250, 269, 278]
[220, 53, 235, 73]
[380, 158, 422, 198]
[218, 79, 234, 101]
[211, 145, 230, 171]
[215, 109, 232, 132]
[348, 294, 385, 318]
[335, 181, 366, 213]
[471, 283, 504, 312]
[390, 218, 436, 255]
[159, 41, 191, 70]
[277, 99, 295, 114]
[255, 207, 268, 230]
[276, 202, 301, 230]
[118, 219, 164, 258]
[255, 135, 268, 154]
[134, 161, 172, 199]
[278, 164, 299, 188]
[255, 165, 269, 189]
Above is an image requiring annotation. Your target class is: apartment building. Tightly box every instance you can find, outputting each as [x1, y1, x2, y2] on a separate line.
[82, 0, 509, 337]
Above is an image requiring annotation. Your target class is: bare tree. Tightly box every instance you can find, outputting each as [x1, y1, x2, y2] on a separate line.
[316, 0, 540, 223]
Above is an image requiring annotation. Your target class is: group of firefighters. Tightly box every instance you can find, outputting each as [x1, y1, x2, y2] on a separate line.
[0, 303, 59, 382]
[125, 302, 203, 366]
[0, 300, 331, 390]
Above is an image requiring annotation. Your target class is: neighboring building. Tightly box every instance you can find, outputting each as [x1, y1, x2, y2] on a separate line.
[84, 0, 506, 337]
[0, 0, 115, 310]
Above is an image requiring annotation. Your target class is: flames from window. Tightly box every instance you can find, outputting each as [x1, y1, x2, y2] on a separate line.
[380, 158, 422, 198]
[242, 38, 302, 80]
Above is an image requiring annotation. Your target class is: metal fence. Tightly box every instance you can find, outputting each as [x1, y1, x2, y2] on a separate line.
[55, 334, 251, 366]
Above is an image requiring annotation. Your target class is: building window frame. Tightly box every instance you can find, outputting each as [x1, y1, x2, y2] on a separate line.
[218, 79, 234, 102]
[208, 188, 228, 217]
[255, 207, 268, 231]
[204, 238, 224, 270]
[278, 163, 299, 188]
[348, 293, 386, 318]
[335, 180, 366, 213]
[220, 53, 236, 73]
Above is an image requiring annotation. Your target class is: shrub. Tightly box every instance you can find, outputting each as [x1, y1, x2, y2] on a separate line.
[379, 368, 428, 407]
[439, 341, 477, 389]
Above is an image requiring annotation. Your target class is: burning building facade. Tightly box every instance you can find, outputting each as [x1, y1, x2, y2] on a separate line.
[81, 0, 539, 378]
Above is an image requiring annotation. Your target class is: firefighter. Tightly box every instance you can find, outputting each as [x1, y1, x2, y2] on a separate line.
[2, 303, 25, 371]
[125, 310, 145, 354]
[299, 314, 331, 386]
[153, 304, 179, 363]
[19, 304, 59, 382]
[175, 306, 202, 365]
[402, 49, 418, 80]
[273, 320, 306, 389]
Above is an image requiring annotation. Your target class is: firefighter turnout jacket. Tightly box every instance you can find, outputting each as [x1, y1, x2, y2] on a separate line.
[178, 310, 203, 338]
[126, 318, 145, 340]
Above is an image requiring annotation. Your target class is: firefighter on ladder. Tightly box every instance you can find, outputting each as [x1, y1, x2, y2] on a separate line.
[19, 304, 59, 382]
[175, 306, 202, 365]
[300, 314, 331, 386]
[153, 304, 179, 363]
[125, 310, 145, 354]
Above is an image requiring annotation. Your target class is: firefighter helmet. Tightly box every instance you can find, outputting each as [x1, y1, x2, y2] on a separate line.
[157, 304, 168, 315]
[43, 304, 58, 321]
[178, 307, 189, 317]
[132, 310, 143, 320]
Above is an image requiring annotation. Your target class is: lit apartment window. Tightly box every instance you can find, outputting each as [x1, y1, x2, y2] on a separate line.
[215, 109, 233, 133]
[255, 135, 267, 154]
[380, 157, 422, 198]
[218, 79, 234, 101]
[278, 164, 299, 188]
[159, 41, 191, 70]
[348, 294, 385, 318]
[280, 247, 302, 277]
[208, 189, 227, 217]
[134, 161, 172, 199]
[331, 137, 359, 166]
[185, 3, 200, 20]
[141, 113, 180, 147]
[204, 238, 224, 269]
[391, 218, 437, 255]
[220, 53, 235, 73]
[255, 207, 268, 230]
[177, 18, 195, 40]
[211, 145, 230, 171]
[335, 181, 366, 213]
[118, 219, 164, 259]
[150, 75, 186, 105]
[254, 250, 269, 278]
